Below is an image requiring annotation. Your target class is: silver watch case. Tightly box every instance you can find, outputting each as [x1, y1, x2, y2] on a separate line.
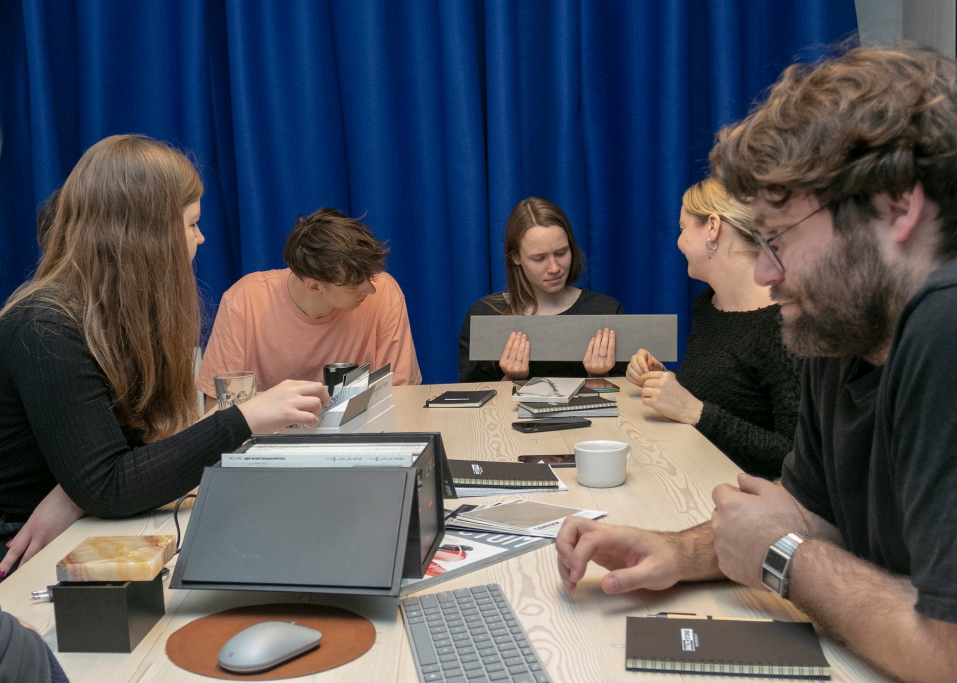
[761, 532, 810, 599]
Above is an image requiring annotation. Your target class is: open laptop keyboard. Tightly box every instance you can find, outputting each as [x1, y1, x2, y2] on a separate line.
[400, 583, 552, 683]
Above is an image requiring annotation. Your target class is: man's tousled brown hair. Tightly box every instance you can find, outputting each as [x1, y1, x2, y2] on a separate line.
[710, 43, 957, 259]
[2, 134, 204, 441]
[283, 208, 388, 286]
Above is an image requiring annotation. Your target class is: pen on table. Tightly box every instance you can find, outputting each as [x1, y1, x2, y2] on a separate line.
[652, 612, 775, 622]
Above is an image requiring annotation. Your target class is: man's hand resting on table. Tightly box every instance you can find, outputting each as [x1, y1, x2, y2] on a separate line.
[555, 517, 722, 594]
[0, 485, 85, 578]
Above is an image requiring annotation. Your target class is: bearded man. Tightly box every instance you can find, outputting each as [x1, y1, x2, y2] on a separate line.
[556, 44, 957, 682]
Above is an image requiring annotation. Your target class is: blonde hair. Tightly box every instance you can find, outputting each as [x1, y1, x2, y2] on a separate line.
[2, 135, 203, 441]
[682, 177, 757, 256]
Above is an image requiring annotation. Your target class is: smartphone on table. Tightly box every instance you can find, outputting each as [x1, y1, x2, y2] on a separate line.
[511, 417, 591, 433]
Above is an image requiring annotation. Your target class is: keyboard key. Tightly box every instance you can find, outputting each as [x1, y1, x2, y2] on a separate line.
[422, 664, 440, 673]
[420, 594, 439, 608]
[508, 664, 529, 675]
[460, 653, 478, 662]
[440, 653, 458, 662]
[535, 673, 551, 682]
[408, 622, 438, 666]
[489, 672, 510, 681]
[463, 661, 483, 671]
[512, 673, 536, 683]
[465, 670, 487, 680]
[424, 673, 443, 682]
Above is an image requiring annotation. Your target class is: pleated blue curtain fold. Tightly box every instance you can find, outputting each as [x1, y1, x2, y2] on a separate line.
[0, 0, 857, 382]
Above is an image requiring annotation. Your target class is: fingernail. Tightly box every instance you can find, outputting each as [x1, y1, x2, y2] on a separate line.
[0, 570, 6, 579]
[606, 576, 619, 592]
[4, 540, 10, 547]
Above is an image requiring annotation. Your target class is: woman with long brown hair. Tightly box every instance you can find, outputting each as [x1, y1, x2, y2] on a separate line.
[0, 135, 327, 576]
[458, 197, 625, 381]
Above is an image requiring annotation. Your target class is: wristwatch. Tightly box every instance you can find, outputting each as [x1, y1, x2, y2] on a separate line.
[761, 532, 810, 599]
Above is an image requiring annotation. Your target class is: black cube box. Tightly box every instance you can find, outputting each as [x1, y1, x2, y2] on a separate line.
[52, 573, 165, 652]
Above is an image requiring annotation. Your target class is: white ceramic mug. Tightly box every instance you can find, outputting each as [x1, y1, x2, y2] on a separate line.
[574, 440, 632, 488]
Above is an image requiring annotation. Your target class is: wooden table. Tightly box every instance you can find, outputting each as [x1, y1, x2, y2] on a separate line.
[0, 380, 890, 682]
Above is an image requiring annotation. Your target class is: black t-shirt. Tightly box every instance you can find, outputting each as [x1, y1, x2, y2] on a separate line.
[870, 257, 957, 623]
[678, 288, 801, 479]
[782, 357, 882, 553]
[457, 289, 626, 382]
[783, 257, 957, 624]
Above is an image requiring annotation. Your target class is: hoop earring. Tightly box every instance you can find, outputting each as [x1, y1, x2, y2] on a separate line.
[706, 238, 719, 251]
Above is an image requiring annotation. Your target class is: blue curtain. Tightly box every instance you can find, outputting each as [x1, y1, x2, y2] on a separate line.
[0, 0, 857, 383]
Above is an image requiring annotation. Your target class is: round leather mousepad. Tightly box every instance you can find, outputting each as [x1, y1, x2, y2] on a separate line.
[166, 603, 375, 680]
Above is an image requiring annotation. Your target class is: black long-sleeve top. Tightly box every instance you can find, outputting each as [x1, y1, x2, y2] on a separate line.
[677, 288, 801, 479]
[0, 303, 251, 523]
[458, 289, 628, 382]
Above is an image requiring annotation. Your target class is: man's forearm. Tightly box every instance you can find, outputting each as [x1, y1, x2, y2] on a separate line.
[790, 540, 957, 683]
[668, 521, 724, 583]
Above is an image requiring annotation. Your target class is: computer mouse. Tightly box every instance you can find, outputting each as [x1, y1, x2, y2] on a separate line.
[217, 621, 322, 673]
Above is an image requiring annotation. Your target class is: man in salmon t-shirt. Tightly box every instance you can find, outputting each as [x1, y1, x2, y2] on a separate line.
[197, 208, 421, 402]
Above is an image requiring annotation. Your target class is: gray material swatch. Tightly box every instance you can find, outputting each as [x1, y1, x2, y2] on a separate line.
[469, 314, 677, 362]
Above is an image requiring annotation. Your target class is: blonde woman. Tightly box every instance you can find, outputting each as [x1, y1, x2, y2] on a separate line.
[627, 178, 800, 478]
[0, 135, 328, 576]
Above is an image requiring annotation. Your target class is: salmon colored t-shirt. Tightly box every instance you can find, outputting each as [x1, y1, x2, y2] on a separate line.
[196, 269, 421, 396]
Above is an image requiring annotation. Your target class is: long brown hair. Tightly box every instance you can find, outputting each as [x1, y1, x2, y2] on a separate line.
[502, 197, 584, 315]
[2, 135, 203, 440]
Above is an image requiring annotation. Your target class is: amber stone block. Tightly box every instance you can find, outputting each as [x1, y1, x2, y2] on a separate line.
[56, 535, 175, 582]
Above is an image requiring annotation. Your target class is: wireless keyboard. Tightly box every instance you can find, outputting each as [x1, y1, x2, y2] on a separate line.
[400, 583, 552, 683]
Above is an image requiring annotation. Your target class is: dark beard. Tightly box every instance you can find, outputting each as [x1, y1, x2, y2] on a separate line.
[774, 228, 912, 360]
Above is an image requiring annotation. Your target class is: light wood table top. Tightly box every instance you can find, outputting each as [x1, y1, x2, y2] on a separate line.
[0, 379, 890, 682]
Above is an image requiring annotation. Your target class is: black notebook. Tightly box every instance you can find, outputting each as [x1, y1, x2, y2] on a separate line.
[425, 389, 497, 408]
[447, 460, 560, 489]
[625, 616, 830, 679]
[517, 394, 617, 414]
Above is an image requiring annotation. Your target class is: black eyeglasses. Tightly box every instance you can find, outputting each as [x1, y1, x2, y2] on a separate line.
[751, 204, 828, 273]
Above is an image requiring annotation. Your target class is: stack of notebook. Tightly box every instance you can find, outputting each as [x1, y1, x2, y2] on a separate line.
[447, 460, 567, 496]
[511, 377, 585, 403]
[517, 394, 618, 419]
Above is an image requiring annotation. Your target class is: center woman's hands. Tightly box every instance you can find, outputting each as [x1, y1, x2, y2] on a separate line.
[499, 332, 531, 380]
[238, 379, 329, 433]
[583, 328, 616, 376]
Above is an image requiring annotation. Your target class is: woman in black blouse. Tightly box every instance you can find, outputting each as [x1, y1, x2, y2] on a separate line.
[0, 135, 328, 577]
[627, 178, 800, 478]
[459, 197, 625, 381]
